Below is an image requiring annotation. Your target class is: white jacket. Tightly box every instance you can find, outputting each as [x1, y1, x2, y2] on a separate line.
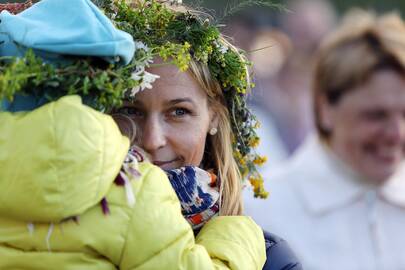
[244, 135, 405, 270]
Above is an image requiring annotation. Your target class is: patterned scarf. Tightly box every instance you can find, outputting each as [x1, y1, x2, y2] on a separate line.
[102, 146, 220, 230]
[165, 166, 220, 230]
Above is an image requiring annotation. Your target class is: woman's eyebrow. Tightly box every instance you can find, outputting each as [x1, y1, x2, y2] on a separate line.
[167, 98, 196, 106]
[123, 100, 142, 107]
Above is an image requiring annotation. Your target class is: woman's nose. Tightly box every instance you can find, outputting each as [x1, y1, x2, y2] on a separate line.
[140, 115, 167, 153]
[384, 115, 405, 144]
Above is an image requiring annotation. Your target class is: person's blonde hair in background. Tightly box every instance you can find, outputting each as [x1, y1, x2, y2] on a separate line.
[314, 9, 405, 141]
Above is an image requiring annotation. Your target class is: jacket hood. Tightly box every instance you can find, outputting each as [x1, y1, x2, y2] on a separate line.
[0, 0, 134, 65]
[0, 95, 129, 222]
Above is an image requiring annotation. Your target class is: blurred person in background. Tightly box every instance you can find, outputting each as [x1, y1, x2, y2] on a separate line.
[266, 0, 337, 155]
[249, 29, 292, 171]
[223, 8, 290, 172]
[244, 9, 405, 270]
[231, 0, 338, 176]
[244, 0, 336, 212]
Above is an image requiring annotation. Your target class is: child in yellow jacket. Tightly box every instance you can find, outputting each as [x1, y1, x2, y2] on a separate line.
[0, 1, 265, 269]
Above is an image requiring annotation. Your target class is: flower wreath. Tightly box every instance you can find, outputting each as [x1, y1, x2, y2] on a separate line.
[0, 0, 268, 198]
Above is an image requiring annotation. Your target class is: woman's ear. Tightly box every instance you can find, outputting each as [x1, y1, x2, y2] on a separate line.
[318, 95, 335, 133]
[208, 110, 219, 135]
[111, 113, 137, 144]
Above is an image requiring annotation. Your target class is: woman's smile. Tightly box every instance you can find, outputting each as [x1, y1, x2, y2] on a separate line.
[153, 158, 182, 168]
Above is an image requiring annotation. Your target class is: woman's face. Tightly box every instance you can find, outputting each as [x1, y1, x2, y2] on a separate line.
[118, 64, 217, 170]
[322, 70, 405, 184]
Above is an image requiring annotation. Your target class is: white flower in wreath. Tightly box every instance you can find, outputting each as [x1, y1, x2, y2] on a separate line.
[131, 66, 144, 80]
[130, 67, 160, 96]
[134, 41, 149, 52]
[213, 40, 228, 54]
[219, 45, 229, 54]
[134, 41, 154, 66]
[169, 0, 182, 4]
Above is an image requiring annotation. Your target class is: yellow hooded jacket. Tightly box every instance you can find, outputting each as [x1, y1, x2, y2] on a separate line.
[0, 95, 266, 270]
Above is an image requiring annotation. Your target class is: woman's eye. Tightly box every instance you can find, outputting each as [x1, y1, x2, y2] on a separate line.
[362, 110, 387, 121]
[117, 107, 143, 117]
[169, 108, 190, 117]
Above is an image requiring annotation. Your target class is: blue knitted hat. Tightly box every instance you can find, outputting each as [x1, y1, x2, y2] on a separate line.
[0, 0, 135, 111]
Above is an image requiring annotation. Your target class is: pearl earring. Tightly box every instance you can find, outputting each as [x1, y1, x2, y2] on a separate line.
[209, 127, 218, 135]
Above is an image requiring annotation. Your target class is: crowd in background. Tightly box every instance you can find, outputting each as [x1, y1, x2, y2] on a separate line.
[223, 0, 338, 170]
[223, 0, 405, 269]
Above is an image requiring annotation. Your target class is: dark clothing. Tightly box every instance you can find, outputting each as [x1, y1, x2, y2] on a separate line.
[195, 227, 302, 270]
[263, 231, 303, 270]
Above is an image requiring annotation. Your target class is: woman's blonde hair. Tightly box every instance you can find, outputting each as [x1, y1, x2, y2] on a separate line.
[189, 54, 244, 216]
[313, 9, 405, 139]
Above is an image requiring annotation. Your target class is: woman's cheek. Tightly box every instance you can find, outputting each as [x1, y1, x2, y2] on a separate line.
[183, 131, 208, 165]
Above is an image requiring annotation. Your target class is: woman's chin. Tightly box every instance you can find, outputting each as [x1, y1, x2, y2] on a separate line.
[153, 159, 183, 170]
[360, 160, 400, 185]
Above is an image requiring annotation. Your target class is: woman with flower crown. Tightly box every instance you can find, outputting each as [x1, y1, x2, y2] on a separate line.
[107, 1, 301, 269]
[0, 0, 268, 269]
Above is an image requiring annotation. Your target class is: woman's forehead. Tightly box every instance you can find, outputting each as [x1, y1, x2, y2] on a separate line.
[138, 66, 207, 101]
[340, 70, 405, 109]
[129, 80, 207, 108]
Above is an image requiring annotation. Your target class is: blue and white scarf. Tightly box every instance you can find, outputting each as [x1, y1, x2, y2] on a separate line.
[165, 166, 220, 230]
[105, 147, 220, 230]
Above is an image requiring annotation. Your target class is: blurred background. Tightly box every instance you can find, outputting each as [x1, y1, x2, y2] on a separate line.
[184, 0, 405, 15]
[180, 0, 405, 172]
